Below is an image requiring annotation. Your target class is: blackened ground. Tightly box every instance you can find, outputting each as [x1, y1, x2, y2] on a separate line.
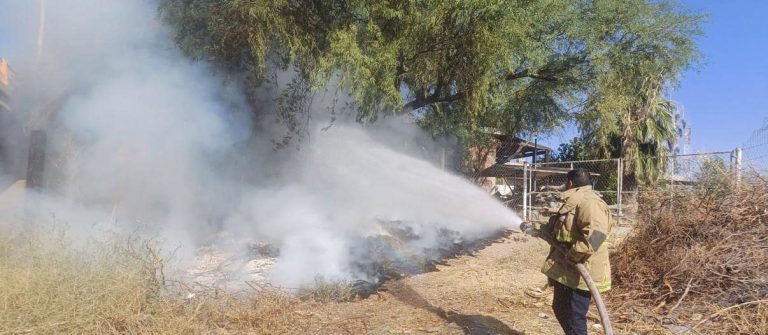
[347, 222, 515, 299]
[292, 231, 570, 334]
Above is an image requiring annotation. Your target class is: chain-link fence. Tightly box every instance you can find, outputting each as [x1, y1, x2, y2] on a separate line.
[743, 119, 768, 175]
[473, 135, 749, 226]
[515, 151, 741, 225]
[523, 159, 621, 222]
[619, 152, 737, 225]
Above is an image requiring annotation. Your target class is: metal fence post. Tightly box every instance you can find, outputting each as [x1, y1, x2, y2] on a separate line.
[735, 147, 743, 190]
[26, 129, 47, 191]
[522, 163, 528, 221]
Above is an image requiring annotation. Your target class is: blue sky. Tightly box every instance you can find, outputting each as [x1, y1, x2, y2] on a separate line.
[672, 0, 768, 152]
[2, 1, 765, 154]
[542, 1, 768, 154]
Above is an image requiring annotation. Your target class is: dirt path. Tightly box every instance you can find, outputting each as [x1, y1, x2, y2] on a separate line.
[300, 232, 596, 335]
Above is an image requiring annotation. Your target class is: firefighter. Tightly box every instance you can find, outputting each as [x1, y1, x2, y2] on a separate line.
[538, 168, 613, 335]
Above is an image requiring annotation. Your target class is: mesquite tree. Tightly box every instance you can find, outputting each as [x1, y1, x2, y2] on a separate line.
[159, 0, 702, 179]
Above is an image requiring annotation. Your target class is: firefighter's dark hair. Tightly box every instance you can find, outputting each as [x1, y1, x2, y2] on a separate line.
[567, 168, 591, 187]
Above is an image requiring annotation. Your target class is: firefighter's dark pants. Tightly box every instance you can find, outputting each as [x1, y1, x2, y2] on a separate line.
[552, 280, 591, 335]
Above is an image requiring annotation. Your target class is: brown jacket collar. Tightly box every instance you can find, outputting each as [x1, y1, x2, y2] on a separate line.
[561, 185, 593, 199]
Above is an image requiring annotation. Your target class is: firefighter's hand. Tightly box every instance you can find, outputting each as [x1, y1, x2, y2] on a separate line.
[566, 248, 587, 264]
[519, 221, 537, 236]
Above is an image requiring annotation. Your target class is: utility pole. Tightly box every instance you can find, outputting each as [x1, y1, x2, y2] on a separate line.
[36, 0, 46, 66]
[26, 0, 48, 194]
[25, 131, 47, 190]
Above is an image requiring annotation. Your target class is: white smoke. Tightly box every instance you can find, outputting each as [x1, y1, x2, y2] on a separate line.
[0, 0, 520, 289]
[1, 0, 250, 258]
[227, 125, 520, 287]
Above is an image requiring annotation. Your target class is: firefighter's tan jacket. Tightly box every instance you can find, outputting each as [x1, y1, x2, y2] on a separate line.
[540, 185, 613, 292]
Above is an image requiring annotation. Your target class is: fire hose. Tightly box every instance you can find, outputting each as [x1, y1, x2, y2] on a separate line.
[520, 222, 614, 335]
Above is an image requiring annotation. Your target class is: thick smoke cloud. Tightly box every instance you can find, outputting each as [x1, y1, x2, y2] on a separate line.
[0, 0, 520, 288]
[227, 125, 520, 287]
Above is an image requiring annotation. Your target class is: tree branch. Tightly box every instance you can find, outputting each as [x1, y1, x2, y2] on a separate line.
[505, 68, 559, 82]
[402, 68, 559, 111]
[404, 91, 465, 111]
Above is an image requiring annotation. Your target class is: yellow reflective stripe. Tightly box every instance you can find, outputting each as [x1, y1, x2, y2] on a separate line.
[555, 229, 574, 243]
[543, 263, 611, 292]
[547, 273, 612, 292]
[595, 282, 612, 293]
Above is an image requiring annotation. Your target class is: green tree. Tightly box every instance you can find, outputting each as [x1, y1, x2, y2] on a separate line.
[574, 1, 701, 183]
[159, 0, 702, 162]
[556, 137, 587, 162]
[628, 99, 680, 183]
[580, 98, 681, 184]
[695, 156, 731, 197]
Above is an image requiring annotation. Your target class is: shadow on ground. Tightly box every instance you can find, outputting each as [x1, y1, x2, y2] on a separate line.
[385, 281, 525, 335]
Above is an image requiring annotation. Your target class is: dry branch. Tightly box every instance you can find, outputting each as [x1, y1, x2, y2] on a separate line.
[609, 174, 768, 334]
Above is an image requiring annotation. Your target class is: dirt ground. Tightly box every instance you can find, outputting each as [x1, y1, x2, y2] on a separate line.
[296, 232, 608, 335]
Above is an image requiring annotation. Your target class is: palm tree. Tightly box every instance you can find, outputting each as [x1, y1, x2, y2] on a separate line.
[623, 99, 678, 184]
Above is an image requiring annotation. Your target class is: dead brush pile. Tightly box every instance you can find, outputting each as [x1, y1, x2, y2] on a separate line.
[610, 175, 768, 334]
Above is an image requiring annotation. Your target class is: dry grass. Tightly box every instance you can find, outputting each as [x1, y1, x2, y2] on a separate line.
[0, 220, 518, 334]
[297, 278, 357, 303]
[0, 225, 320, 334]
[0, 220, 571, 334]
[608, 174, 768, 334]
